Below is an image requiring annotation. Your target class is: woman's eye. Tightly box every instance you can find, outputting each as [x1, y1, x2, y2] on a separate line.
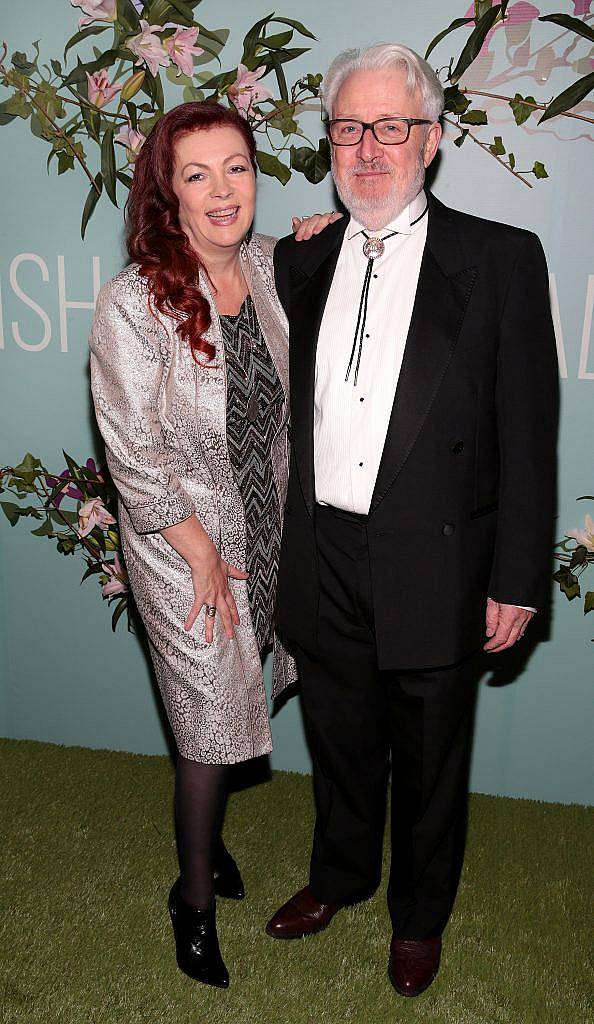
[229, 165, 247, 173]
[188, 172, 205, 182]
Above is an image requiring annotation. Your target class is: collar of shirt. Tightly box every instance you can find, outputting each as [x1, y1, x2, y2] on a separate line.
[346, 188, 427, 242]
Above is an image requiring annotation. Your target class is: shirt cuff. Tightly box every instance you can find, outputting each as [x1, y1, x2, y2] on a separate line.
[489, 597, 537, 614]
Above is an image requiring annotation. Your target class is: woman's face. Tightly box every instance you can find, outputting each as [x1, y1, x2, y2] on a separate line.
[171, 125, 256, 259]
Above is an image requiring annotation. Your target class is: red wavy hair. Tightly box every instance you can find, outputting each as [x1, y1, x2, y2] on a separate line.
[126, 101, 257, 363]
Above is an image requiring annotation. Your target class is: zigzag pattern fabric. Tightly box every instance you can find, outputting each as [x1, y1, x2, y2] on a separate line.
[221, 295, 284, 651]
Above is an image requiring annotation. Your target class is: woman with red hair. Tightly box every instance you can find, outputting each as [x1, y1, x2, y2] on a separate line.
[89, 100, 336, 988]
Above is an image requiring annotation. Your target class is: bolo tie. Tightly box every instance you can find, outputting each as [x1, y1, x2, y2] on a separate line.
[345, 205, 429, 386]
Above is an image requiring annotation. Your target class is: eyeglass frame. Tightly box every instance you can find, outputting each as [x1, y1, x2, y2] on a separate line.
[326, 116, 435, 146]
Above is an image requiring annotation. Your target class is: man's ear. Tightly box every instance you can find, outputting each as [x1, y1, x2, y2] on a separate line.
[423, 122, 443, 169]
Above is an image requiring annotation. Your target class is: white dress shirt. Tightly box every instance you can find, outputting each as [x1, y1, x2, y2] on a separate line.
[315, 190, 428, 514]
[313, 190, 536, 615]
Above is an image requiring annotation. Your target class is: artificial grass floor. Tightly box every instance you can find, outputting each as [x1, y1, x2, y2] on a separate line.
[0, 739, 591, 1024]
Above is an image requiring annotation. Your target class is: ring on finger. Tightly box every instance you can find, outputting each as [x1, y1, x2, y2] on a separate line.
[205, 605, 216, 618]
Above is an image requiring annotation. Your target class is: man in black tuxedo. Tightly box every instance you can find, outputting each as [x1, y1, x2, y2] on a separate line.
[266, 43, 558, 997]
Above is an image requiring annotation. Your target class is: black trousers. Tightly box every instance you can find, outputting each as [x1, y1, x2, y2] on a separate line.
[296, 504, 479, 940]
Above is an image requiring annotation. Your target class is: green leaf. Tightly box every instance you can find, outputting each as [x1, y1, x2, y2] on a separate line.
[553, 566, 581, 600]
[539, 71, 594, 124]
[532, 160, 548, 179]
[57, 536, 77, 555]
[538, 14, 594, 45]
[290, 138, 331, 184]
[451, 4, 504, 85]
[81, 561, 105, 583]
[262, 31, 294, 50]
[509, 92, 536, 126]
[58, 151, 75, 174]
[489, 135, 505, 156]
[80, 98, 101, 141]
[443, 85, 471, 115]
[64, 24, 109, 61]
[424, 18, 474, 60]
[256, 149, 291, 185]
[460, 108, 488, 125]
[454, 129, 469, 147]
[116, 169, 133, 189]
[192, 28, 230, 66]
[115, 0, 142, 32]
[570, 545, 589, 570]
[81, 172, 103, 239]
[0, 98, 18, 126]
[182, 85, 204, 102]
[271, 16, 315, 40]
[163, 0, 195, 23]
[12, 453, 43, 484]
[12, 50, 37, 76]
[242, 13, 275, 64]
[0, 501, 22, 526]
[50, 59, 63, 76]
[30, 517, 57, 537]
[63, 50, 121, 88]
[3, 92, 32, 119]
[508, 152, 515, 170]
[111, 597, 129, 631]
[584, 592, 594, 615]
[101, 128, 118, 206]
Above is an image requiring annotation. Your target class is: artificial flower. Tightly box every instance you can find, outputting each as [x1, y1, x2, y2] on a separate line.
[127, 19, 169, 78]
[164, 26, 204, 78]
[114, 121, 146, 161]
[70, 0, 117, 29]
[77, 497, 116, 538]
[86, 69, 122, 109]
[565, 514, 594, 553]
[228, 64, 273, 116]
[101, 553, 129, 597]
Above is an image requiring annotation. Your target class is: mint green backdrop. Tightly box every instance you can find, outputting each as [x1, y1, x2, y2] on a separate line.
[1, 1, 592, 804]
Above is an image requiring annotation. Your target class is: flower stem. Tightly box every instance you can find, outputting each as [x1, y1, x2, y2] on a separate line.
[443, 114, 533, 188]
[459, 87, 594, 125]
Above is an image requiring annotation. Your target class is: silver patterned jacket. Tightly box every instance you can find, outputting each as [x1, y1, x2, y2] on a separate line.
[89, 232, 296, 764]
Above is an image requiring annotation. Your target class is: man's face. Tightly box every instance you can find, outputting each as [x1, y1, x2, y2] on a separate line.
[330, 68, 442, 230]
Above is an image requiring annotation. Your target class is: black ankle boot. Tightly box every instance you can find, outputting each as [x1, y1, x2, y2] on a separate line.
[214, 848, 245, 900]
[168, 881, 229, 988]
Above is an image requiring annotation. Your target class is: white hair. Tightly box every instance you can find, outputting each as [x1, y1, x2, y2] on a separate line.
[321, 43, 444, 121]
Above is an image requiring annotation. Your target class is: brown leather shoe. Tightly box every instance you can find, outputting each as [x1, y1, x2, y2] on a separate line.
[388, 936, 442, 997]
[265, 885, 342, 939]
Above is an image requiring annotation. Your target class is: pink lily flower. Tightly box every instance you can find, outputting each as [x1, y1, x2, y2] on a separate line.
[573, 1, 591, 14]
[164, 26, 204, 78]
[86, 69, 122, 109]
[77, 497, 116, 538]
[101, 554, 129, 597]
[70, 0, 117, 29]
[127, 19, 170, 78]
[463, 2, 540, 54]
[565, 514, 594, 553]
[115, 121, 146, 162]
[228, 64, 273, 116]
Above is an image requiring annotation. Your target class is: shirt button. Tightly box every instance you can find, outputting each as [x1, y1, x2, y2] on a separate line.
[360, 397, 365, 402]
[359, 462, 363, 467]
[450, 440, 465, 454]
[442, 523, 455, 536]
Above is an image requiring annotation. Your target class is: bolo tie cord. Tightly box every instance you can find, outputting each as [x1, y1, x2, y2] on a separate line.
[344, 206, 429, 387]
[345, 229, 398, 386]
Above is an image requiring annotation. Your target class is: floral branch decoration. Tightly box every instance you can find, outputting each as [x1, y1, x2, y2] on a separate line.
[0, 453, 132, 632]
[554, 497, 594, 630]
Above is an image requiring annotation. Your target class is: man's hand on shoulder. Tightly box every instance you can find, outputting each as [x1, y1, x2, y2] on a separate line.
[484, 597, 534, 653]
[291, 211, 343, 241]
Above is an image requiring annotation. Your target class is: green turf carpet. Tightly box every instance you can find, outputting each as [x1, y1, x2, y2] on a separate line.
[0, 739, 591, 1024]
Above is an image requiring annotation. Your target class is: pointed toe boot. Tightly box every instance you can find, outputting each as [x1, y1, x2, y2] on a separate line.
[168, 881, 229, 989]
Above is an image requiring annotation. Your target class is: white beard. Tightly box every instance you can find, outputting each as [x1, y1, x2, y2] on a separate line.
[332, 150, 426, 231]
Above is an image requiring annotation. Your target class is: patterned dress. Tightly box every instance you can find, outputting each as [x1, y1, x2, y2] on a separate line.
[220, 294, 284, 651]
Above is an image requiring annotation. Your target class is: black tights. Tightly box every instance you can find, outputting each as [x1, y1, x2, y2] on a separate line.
[174, 755, 230, 910]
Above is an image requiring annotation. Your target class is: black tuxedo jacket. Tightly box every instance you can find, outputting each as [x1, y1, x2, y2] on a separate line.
[273, 193, 559, 669]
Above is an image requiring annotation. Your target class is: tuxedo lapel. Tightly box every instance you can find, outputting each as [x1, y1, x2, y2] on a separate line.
[370, 197, 478, 513]
[289, 222, 347, 516]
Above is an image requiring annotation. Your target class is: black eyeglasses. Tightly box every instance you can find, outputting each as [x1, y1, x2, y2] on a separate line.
[327, 117, 433, 146]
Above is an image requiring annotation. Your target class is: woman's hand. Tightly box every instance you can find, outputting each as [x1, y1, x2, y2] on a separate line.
[161, 515, 248, 643]
[186, 549, 249, 642]
[292, 211, 343, 241]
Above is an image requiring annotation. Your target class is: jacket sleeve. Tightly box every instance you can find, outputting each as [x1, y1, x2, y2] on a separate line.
[488, 232, 559, 609]
[89, 275, 196, 535]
